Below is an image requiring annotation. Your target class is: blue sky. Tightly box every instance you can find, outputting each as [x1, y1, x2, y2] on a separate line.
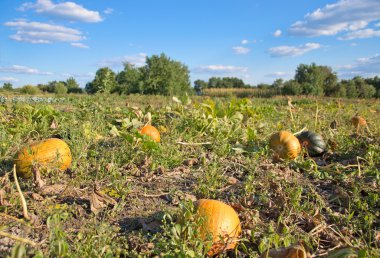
[0, 0, 380, 88]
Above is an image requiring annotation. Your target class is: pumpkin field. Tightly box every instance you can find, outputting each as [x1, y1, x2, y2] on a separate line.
[1, 94, 380, 257]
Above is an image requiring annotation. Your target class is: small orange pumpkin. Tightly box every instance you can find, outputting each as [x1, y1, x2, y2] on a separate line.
[351, 115, 366, 127]
[14, 138, 72, 178]
[196, 199, 241, 256]
[269, 131, 301, 159]
[140, 125, 160, 142]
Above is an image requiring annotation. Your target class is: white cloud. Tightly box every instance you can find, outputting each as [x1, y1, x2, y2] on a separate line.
[376, 22, 380, 27]
[338, 54, 380, 78]
[98, 53, 147, 68]
[265, 72, 291, 78]
[104, 8, 113, 15]
[0, 65, 52, 75]
[241, 39, 248, 45]
[338, 28, 380, 40]
[61, 72, 94, 79]
[289, 0, 380, 37]
[71, 42, 89, 48]
[19, 0, 102, 23]
[268, 43, 321, 57]
[193, 65, 248, 74]
[232, 46, 250, 54]
[273, 29, 282, 37]
[5, 20, 84, 44]
[0, 77, 19, 82]
[350, 42, 358, 46]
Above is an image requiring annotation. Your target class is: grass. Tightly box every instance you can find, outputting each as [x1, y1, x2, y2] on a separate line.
[0, 94, 380, 257]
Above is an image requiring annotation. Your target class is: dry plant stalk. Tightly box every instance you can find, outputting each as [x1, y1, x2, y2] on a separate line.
[0, 231, 37, 247]
[13, 164, 30, 220]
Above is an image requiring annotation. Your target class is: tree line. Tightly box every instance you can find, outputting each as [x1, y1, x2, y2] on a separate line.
[1, 53, 380, 98]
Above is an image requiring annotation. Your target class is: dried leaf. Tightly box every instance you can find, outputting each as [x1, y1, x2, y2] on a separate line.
[138, 218, 161, 233]
[183, 158, 198, 166]
[172, 96, 182, 104]
[227, 176, 239, 185]
[230, 202, 246, 212]
[50, 120, 58, 129]
[31, 192, 44, 201]
[90, 187, 117, 214]
[0, 174, 11, 206]
[0, 189, 10, 206]
[261, 243, 311, 258]
[326, 247, 358, 258]
[145, 112, 152, 124]
[33, 167, 45, 189]
[40, 184, 66, 195]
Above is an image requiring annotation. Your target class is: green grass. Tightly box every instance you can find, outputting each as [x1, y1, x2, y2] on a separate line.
[0, 94, 380, 257]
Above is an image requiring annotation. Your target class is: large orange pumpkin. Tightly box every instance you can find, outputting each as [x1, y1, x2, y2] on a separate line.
[269, 131, 301, 159]
[14, 138, 72, 178]
[140, 125, 160, 142]
[196, 199, 241, 256]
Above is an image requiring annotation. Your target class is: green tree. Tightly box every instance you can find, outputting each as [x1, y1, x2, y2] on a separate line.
[272, 78, 284, 89]
[208, 77, 221, 88]
[343, 80, 359, 98]
[140, 53, 191, 95]
[353, 76, 375, 98]
[65, 77, 82, 93]
[86, 67, 117, 94]
[20, 85, 41, 95]
[295, 63, 337, 96]
[2, 82, 13, 91]
[115, 63, 142, 94]
[282, 80, 301, 95]
[365, 76, 380, 98]
[54, 82, 68, 94]
[206, 77, 247, 88]
[194, 79, 208, 95]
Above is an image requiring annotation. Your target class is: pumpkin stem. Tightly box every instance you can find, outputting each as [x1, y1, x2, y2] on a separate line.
[293, 127, 307, 136]
[13, 164, 30, 221]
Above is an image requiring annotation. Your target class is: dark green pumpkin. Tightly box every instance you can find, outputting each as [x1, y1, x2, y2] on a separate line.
[296, 131, 326, 156]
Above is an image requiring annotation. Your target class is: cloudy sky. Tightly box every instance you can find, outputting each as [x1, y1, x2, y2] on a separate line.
[1, 0, 380, 87]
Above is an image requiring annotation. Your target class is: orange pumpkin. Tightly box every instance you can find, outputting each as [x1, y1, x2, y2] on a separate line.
[14, 138, 72, 178]
[196, 199, 241, 256]
[351, 115, 366, 127]
[140, 125, 160, 142]
[269, 131, 301, 159]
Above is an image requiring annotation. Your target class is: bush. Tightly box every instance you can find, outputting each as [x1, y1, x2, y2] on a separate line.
[20, 85, 41, 95]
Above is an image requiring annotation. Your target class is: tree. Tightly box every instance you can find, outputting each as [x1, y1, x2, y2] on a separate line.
[343, 80, 359, 98]
[65, 77, 82, 93]
[295, 63, 337, 96]
[86, 67, 117, 94]
[282, 80, 302, 95]
[257, 83, 272, 89]
[54, 82, 68, 94]
[206, 77, 246, 88]
[115, 63, 142, 94]
[353, 76, 375, 98]
[194, 79, 208, 95]
[365, 76, 380, 98]
[272, 79, 284, 89]
[140, 53, 191, 95]
[2, 82, 13, 91]
[20, 85, 40, 95]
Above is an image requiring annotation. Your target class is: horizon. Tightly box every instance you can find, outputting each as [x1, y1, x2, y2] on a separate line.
[1, 0, 380, 88]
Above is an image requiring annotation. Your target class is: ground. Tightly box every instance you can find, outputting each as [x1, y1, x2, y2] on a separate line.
[0, 94, 379, 257]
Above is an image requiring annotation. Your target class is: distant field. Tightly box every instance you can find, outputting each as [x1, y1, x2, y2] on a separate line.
[202, 87, 281, 98]
[1, 94, 379, 257]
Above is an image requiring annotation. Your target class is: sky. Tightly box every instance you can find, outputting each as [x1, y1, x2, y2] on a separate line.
[0, 0, 380, 88]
